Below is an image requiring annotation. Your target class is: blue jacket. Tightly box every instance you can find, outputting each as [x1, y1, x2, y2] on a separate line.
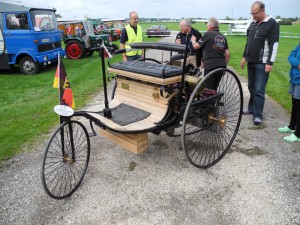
[288, 43, 300, 84]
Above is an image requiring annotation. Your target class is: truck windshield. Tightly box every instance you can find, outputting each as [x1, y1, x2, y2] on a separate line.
[30, 10, 57, 31]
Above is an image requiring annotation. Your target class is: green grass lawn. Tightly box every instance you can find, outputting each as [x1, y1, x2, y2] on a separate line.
[0, 23, 299, 161]
[0, 51, 122, 160]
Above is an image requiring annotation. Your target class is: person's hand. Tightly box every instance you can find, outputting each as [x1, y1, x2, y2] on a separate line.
[200, 61, 204, 69]
[175, 38, 181, 44]
[265, 64, 273, 73]
[240, 57, 246, 69]
[298, 64, 300, 70]
[191, 35, 196, 42]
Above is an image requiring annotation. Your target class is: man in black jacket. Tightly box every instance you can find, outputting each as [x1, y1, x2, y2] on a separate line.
[241, 1, 279, 125]
[175, 18, 202, 68]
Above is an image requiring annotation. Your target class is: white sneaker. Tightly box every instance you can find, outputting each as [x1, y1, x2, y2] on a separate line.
[253, 117, 262, 125]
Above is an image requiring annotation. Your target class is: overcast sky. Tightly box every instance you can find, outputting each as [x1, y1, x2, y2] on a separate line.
[21, 0, 299, 20]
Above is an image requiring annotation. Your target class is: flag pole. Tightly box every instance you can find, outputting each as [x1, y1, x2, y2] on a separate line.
[57, 53, 61, 104]
[56, 53, 63, 124]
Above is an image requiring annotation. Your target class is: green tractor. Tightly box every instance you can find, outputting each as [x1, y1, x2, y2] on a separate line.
[58, 20, 118, 59]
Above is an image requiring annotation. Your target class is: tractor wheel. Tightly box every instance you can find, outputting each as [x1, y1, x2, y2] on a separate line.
[110, 44, 119, 54]
[85, 50, 94, 57]
[66, 40, 85, 59]
[113, 34, 119, 41]
[104, 44, 119, 57]
[19, 56, 40, 75]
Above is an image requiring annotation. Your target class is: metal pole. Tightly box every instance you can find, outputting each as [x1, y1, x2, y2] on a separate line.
[178, 33, 190, 107]
[100, 46, 112, 118]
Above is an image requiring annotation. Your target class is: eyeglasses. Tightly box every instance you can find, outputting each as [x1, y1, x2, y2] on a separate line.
[250, 10, 261, 15]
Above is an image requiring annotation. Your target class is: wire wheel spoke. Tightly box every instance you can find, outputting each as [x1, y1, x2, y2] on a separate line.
[41, 120, 90, 199]
[182, 68, 243, 168]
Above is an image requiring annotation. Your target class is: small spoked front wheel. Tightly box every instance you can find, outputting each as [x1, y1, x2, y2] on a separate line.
[182, 68, 243, 168]
[41, 120, 90, 199]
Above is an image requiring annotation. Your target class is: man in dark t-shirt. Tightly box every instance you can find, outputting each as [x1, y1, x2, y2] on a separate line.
[191, 17, 230, 89]
[191, 17, 229, 74]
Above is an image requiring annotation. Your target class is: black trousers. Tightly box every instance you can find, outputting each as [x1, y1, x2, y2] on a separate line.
[288, 96, 300, 137]
[204, 66, 226, 90]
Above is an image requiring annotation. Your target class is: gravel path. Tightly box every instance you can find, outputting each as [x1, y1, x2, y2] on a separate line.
[1, 36, 300, 225]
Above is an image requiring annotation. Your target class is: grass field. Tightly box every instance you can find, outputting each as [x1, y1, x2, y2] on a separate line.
[0, 22, 299, 161]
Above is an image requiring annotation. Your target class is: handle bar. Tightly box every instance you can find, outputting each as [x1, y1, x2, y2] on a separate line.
[114, 48, 131, 55]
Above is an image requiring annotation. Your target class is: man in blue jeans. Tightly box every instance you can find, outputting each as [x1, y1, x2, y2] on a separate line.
[241, 1, 279, 125]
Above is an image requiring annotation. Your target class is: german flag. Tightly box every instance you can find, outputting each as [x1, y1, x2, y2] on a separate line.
[53, 57, 75, 109]
[61, 84, 76, 109]
[53, 59, 68, 89]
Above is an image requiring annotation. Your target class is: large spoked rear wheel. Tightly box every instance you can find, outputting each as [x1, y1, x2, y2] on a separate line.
[41, 120, 90, 199]
[182, 68, 243, 168]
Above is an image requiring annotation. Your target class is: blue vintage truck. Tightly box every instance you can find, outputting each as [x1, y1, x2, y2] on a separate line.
[0, 2, 65, 74]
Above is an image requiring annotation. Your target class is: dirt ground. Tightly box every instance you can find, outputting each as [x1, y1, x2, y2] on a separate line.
[0, 36, 300, 225]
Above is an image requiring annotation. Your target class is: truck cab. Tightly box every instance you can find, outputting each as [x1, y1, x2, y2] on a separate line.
[0, 2, 66, 74]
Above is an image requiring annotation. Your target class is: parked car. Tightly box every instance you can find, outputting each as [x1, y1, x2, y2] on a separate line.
[146, 25, 171, 37]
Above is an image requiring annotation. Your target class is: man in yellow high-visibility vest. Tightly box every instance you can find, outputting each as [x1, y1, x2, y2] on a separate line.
[120, 11, 143, 61]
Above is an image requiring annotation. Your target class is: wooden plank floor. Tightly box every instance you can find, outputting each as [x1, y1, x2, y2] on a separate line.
[87, 78, 170, 132]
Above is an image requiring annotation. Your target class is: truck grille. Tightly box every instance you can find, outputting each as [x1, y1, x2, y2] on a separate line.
[38, 41, 61, 52]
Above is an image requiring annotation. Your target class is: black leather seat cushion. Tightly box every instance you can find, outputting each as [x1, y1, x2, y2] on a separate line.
[131, 42, 186, 52]
[110, 61, 182, 78]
